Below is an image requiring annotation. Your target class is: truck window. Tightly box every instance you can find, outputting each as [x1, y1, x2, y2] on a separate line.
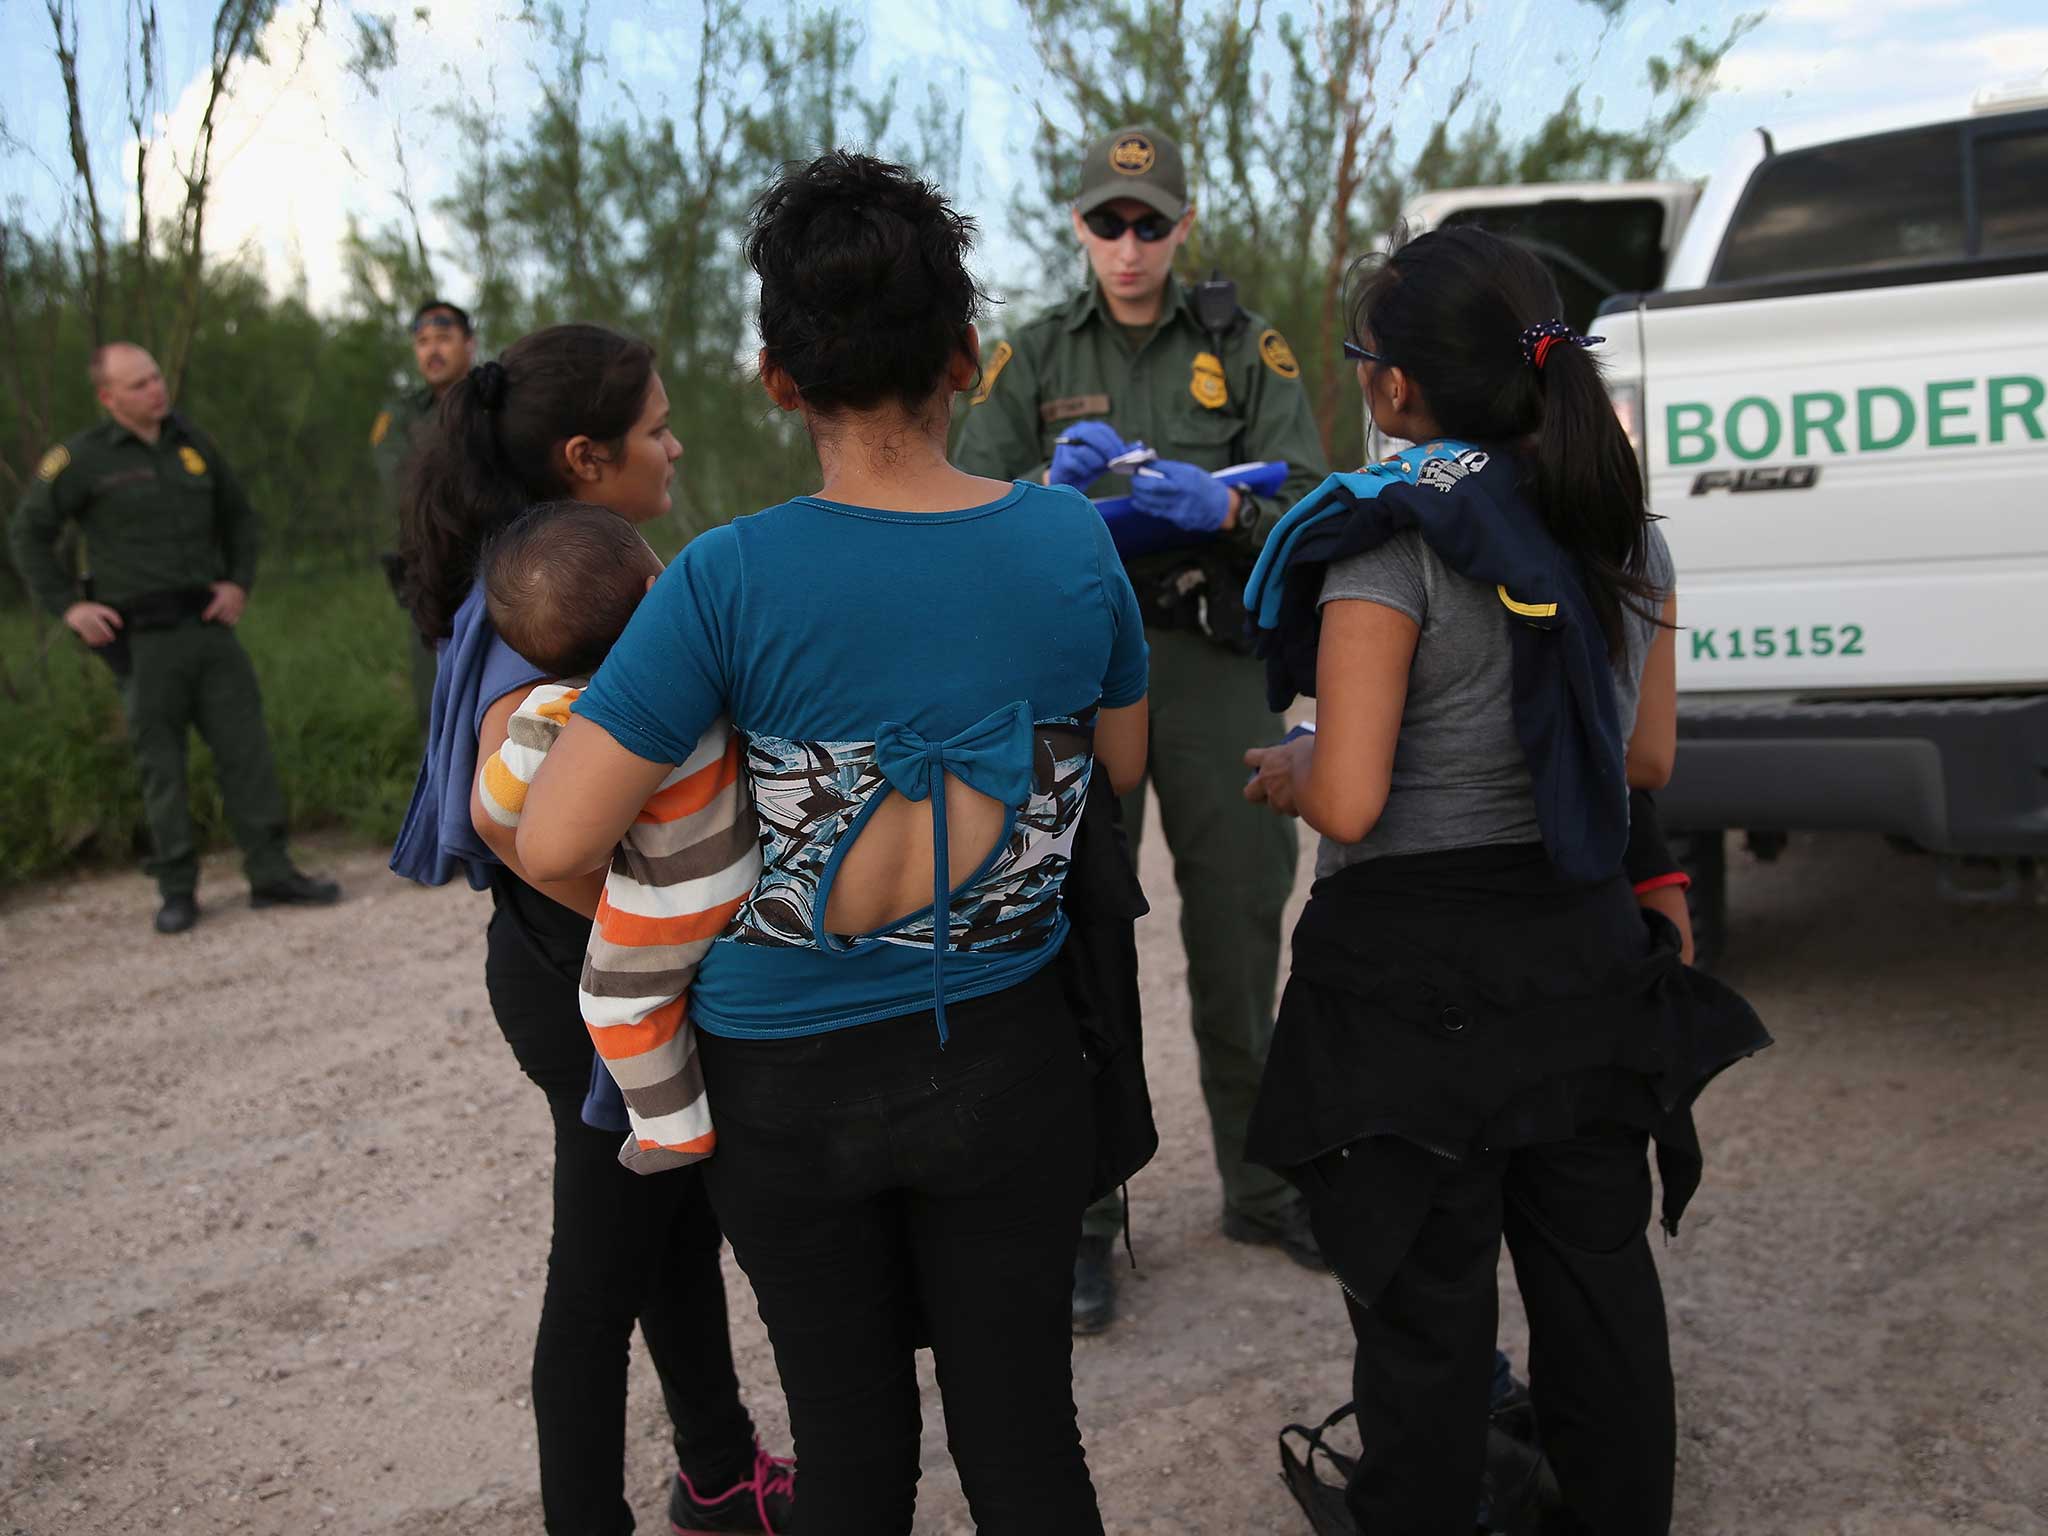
[1438, 199, 1667, 329]
[1714, 125, 1965, 285]
[1974, 126, 2048, 257]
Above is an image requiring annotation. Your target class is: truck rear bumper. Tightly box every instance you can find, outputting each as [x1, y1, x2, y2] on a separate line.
[1662, 692, 2048, 854]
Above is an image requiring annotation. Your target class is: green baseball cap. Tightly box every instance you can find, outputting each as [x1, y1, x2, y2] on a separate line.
[1074, 126, 1187, 220]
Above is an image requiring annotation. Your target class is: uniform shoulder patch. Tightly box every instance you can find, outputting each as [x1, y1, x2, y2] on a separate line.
[970, 340, 1014, 406]
[36, 445, 71, 482]
[1258, 329, 1301, 380]
[178, 446, 208, 476]
[369, 409, 392, 447]
[1189, 351, 1228, 410]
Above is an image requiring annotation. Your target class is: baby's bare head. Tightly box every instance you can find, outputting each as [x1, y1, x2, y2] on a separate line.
[481, 501, 663, 678]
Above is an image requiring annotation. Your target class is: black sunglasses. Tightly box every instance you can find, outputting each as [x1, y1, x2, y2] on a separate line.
[1342, 340, 1392, 366]
[1082, 208, 1178, 243]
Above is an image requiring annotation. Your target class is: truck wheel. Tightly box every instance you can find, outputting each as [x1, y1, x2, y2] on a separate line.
[1679, 830, 1728, 973]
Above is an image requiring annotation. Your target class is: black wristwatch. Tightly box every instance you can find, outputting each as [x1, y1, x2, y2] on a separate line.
[1232, 492, 1263, 540]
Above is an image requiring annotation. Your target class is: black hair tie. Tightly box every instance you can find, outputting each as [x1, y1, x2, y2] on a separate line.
[1518, 319, 1603, 372]
[470, 360, 509, 412]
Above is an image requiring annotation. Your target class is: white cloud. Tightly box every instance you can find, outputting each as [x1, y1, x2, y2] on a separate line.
[131, 0, 539, 313]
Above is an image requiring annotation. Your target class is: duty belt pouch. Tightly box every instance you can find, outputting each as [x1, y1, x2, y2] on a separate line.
[1150, 548, 1256, 655]
[77, 576, 131, 678]
[94, 628, 133, 679]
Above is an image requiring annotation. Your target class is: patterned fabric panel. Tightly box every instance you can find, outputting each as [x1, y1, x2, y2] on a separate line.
[730, 718, 1094, 954]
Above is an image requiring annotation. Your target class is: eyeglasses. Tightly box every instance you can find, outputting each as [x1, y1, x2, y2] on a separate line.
[1342, 340, 1392, 366]
[1082, 208, 1179, 243]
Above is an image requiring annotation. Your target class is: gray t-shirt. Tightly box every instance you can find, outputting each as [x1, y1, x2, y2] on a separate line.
[1314, 523, 1672, 877]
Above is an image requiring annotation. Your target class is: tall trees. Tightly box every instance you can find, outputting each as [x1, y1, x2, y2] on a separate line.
[343, 0, 951, 540]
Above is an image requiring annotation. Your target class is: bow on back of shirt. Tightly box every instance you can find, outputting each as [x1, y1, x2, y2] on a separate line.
[872, 699, 1037, 1043]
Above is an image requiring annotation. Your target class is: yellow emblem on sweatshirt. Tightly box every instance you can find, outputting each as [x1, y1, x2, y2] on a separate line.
[1258, 329, 1301, 380]
[178, 446, 208, 476]
[36, 445, 71, 482]
[1189, 351, 1228, 409]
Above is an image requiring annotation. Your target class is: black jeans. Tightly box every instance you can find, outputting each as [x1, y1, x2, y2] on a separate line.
[486, 876, 759, 1536]
[698, 967, 1103, 1536]
[1342, 1124, 1675, 1536]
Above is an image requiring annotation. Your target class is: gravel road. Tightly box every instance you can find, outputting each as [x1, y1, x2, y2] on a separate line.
[2, 823, 2043, 1534]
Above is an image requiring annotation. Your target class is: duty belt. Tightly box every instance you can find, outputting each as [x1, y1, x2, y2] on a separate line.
[118, 587, 214, 631]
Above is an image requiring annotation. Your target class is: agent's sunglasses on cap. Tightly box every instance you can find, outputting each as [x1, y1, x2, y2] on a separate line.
[1082, 208, 1179, 243]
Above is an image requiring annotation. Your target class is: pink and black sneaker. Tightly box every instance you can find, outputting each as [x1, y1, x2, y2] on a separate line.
[668, 1440, 795, 1535]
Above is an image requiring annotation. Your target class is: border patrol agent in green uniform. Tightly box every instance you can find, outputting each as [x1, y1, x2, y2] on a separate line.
[9, 342, 340, 934]
[955, 126, 1330, 1333]
[372, 299, 475, 734]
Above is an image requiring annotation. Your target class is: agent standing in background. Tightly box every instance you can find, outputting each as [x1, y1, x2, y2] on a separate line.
[372, 299, 476, 734]
[9, 342, 341, 934]
[955, 124, 1329, 1334]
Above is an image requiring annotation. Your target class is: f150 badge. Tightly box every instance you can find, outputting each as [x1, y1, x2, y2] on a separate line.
[1690, 465, 1822, 494]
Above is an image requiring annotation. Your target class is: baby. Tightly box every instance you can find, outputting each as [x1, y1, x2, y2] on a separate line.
[475, 501, 759, 1171]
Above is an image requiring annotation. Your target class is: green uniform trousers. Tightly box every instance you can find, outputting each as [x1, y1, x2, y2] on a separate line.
[1084, 626, 1299, 1238]
[117, 620, 294, 898]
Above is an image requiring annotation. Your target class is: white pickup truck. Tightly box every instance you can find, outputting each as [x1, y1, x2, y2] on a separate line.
[1404, 80, 2048, 962]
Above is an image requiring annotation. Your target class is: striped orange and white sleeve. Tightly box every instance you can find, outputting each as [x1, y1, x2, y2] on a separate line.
[476, 681, 582, 829]
[578, 716, 760, 1173]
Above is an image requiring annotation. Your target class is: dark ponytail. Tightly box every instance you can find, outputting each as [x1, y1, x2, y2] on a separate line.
[1347, 226, 1660, 659]
[400, 323, 655, 642]
[745, 150, 987, 415]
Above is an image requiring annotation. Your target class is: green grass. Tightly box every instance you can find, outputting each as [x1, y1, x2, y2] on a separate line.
[0, 570, 423, 887]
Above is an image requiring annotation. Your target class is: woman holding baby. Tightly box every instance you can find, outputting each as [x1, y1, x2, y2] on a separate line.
[391, 325, 791, 1536]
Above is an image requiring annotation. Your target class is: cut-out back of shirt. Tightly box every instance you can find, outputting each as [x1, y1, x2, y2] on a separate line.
[727, 703, 1095, 1039]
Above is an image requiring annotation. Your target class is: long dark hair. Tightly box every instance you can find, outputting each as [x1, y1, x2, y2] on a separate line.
[400, 322, 656, 642]
[744, 150, 986, 415]
[1348, 226, 1659, 658]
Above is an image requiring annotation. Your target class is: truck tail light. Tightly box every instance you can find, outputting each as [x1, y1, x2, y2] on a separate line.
[1607, 379, 1647, 478]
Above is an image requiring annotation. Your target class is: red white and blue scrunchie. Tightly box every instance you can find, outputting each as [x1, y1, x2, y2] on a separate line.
[1518, 319, 1604, 371]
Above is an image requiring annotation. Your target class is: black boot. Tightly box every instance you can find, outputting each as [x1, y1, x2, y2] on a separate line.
[1221, 1196, 1324, 1270]
[1071, 1234, 1117, 1335]
[154, 893, 200, 935]
[250, 869, 342, 908]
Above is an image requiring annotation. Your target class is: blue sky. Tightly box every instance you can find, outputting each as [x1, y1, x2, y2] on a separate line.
[2, 0, 2043, 314]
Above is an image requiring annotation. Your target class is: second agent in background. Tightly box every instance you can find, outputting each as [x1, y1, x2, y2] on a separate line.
[955, 124, 1331, 1332]
[372, 298, 476, 735]
[8, 342, 340, 935]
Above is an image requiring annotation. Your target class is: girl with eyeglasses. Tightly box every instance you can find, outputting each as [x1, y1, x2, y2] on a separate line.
[1241, 225, 1769, 1535]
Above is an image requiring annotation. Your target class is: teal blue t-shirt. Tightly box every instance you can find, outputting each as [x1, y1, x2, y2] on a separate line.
[574, 480, 1149, 1039]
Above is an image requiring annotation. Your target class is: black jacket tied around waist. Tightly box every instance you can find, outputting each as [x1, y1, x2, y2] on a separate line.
[1246, 845, 1771, 1307]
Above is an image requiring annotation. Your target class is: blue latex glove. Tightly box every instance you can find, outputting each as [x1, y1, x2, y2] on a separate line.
[1130, 458, 1232, 533]
[1048, 421, 1129, 488]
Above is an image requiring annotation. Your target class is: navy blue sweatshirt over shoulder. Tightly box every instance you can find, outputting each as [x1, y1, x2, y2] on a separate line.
[1242, 441, 1628, 885]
